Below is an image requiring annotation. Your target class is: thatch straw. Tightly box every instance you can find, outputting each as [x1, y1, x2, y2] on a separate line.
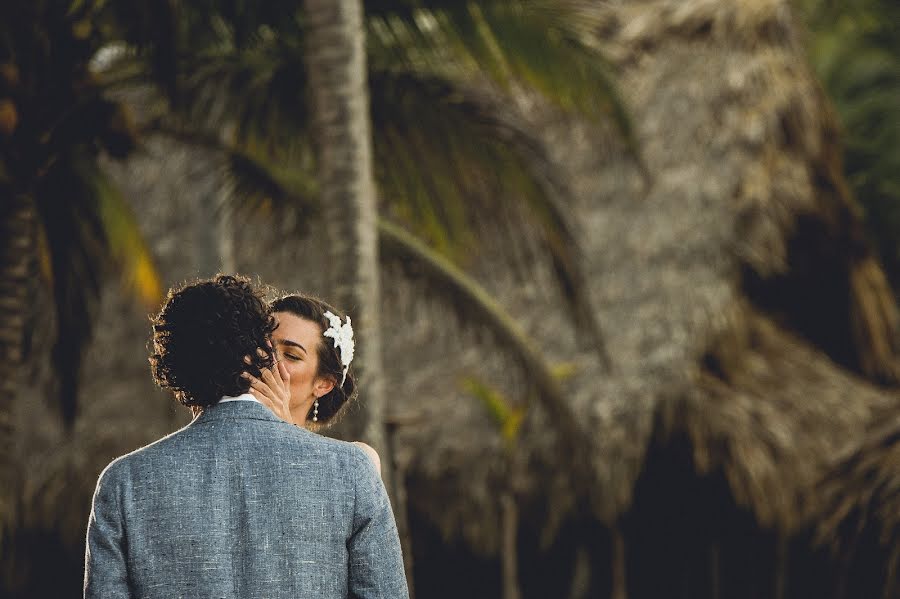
[815, 409, 900, 586]
[662, 307, 893, 533]
[529, 0, 900, 532]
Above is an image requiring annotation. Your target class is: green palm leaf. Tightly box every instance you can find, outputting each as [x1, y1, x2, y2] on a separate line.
[94, 0, 181, 102]
[801, 0, 900, 286]
[0, 1, 165, 424]
[378, 219, 583, 443]
[180, 41, 309, 146]
[462, 376, 526, 445]
[366, 1, 635, 145]
[145, 120, 319, 228]
[226, 148, 318, 222]
[369, 68, 610, 360]
[34, 152, 162, 421]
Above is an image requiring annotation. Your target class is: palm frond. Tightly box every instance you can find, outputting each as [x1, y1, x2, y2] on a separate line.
[366, 1, 636, 148]
[33, 163, 103, 423]
[462, 376, 526, 445]
[802, 0, 900, 287]
[160, 58, 612, 362]
[378, 218, 592, 461]
[126, 1, 616, 364]
[371, 69, 612, 363]
[95, 0, 181, 103]
[92, 170, 163, 307]
[146, 121, 320, 229]
[105, 19, 309, 147]
[224, 144, 319, 227]
[34, 151, 163, 422]
[179, 39, 310, 146]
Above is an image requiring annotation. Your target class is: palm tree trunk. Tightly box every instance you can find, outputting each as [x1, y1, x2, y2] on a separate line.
[386, 417, 418, 598]
[611, 525, 627, 599]
[884, 547, 899, 599]
[193, 189, 234, 277]
[0, 192, 35, 548]
[709, 539, 720, 599]
[773, 534, 787, 599]
[500, 491, 521, 599]
[301, 0, 392, 493]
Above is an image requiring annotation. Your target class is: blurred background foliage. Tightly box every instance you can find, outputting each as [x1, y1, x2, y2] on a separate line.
[1, 0, 899, 597]
[2, 4, 626, 595]
[801, 0, 900, 290]
[133, 0, 627, 359]
[0, 0, 165, 425]
[6, 0, 631, 419]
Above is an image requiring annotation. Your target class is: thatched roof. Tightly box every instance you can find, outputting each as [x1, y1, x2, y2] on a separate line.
[410, 0, 897, 530]
[9, 0, 900, 573]
[815, 408, 900, 575]
[661, 307, 894, 533]
[394, 0, 900, 548]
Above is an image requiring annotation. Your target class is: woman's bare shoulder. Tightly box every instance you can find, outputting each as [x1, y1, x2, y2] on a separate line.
[351, 441, 382, 474]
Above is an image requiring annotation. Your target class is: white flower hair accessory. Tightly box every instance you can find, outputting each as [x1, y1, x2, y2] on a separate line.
[323, 310, 354, 385]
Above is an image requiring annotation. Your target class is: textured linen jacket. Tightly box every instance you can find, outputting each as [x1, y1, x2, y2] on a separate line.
[84, 399, 409, 599]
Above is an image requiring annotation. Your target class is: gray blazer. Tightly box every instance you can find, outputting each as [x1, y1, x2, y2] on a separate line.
[84, 400, 409, 599]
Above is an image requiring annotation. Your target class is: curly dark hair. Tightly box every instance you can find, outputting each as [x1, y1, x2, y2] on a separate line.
[150, 275, 276, 409]
[270, 294, 358, 425]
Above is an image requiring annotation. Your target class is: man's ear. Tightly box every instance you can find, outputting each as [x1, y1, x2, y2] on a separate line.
[314, 376, 335, 398]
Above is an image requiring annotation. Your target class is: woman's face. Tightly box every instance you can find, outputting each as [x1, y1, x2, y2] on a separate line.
[272, 312, 334, 417]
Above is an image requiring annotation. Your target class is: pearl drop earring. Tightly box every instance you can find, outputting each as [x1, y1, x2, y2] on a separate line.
[312, 398, 319, 422]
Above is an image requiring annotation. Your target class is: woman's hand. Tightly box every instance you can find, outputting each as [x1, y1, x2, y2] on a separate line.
[242, 349, 293, 424]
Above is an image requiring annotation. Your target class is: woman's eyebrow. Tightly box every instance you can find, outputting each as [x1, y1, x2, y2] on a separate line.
[276, 338, 307, 353]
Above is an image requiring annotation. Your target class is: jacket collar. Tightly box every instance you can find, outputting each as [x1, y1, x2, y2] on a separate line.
[191, 398, 285, 426]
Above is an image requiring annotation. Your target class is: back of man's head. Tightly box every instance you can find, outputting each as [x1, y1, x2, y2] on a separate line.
[149, 274, 275, 409]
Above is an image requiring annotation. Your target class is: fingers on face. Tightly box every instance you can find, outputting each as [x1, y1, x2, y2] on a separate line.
[242, 372, 271, 398]
[247, 383, 292, 423]
[255, 354, 288, 389]
[254, 346, 283, 377]
[247, 386, 266, 404]
[277, 360, 290, 381]
[245, 349, 276, 370]
[246, 384, 264, 401]
[258, 366, 284, 390]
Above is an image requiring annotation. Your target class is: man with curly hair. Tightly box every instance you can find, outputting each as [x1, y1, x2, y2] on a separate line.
[83, 275, 408, 599]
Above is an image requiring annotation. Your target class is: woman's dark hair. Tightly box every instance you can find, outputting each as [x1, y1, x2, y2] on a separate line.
[150, 275, 276, 409]
[270, 294, 358, 424]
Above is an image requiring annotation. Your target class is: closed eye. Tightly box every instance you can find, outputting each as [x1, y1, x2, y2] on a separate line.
[276, 338, 307, 359]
